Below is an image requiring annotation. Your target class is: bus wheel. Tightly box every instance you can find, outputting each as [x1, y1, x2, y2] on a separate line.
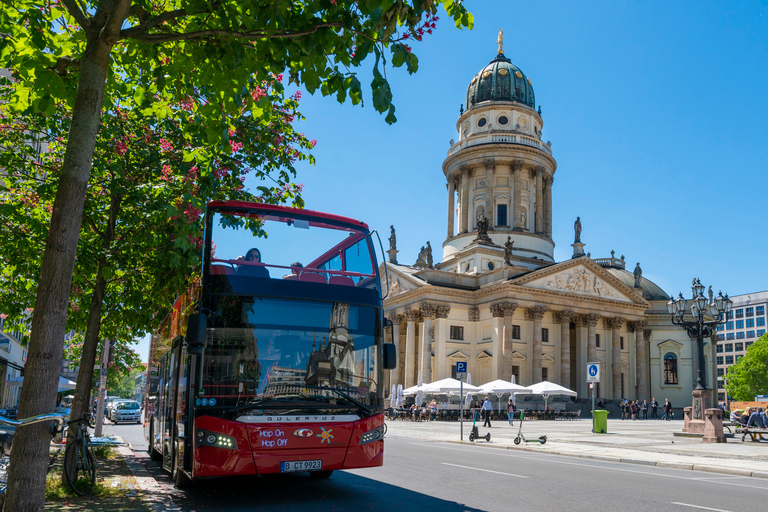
[309, 470, 333, 479]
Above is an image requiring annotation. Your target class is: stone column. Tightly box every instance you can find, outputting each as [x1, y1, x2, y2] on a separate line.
[484, 159, 495, 230]
[499, 303, 518, 381]
[607, 317, 624, 400]
[585, 313, 600, 363]
[389, 314, 403, 392]
[526, 306, 547, 382]
[631, 321, 647, 402]
[544, 175, 553, 238]
[420, 304, 436, 383]
[459, 165, 471, 234]
[512, 160, 524, 230]
[490, 304, 504, 380]
[434, 306, 450, 380]
[573, 315, 587, 396]
[404, 310, 420, 388]
[554, 311, 574, 387]
[534, 166, 544, 235]
[447, 176, 456, 239]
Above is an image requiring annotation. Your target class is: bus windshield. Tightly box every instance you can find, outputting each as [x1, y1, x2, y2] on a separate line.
[207, 208, 376, 285]
[202, 297, 381, 417]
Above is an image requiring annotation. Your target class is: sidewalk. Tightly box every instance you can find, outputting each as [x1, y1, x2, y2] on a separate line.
[384, 417, 768, 478]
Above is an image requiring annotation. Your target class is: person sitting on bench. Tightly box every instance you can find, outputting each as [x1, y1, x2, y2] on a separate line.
[747, 407, 767, 441]
[237, 248, 270, 278]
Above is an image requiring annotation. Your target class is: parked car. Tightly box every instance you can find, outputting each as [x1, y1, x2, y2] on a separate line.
[105, 397, 125, 421]
[111, 400, 141, 424]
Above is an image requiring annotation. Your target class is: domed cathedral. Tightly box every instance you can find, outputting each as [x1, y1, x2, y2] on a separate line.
[382, 31, 716, 411]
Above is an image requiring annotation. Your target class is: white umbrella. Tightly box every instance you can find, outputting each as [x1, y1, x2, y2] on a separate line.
[390, 384, 396, 408]
[427, 377, 481, 394]
[477, 379, 532, 413]
[396, 384, 404, 408]
[7, 376, 77, 393]
[467, 373, 472, 385]
[527, 380, 577, 411]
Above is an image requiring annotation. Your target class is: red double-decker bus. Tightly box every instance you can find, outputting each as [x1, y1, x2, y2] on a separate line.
[144, 201, 395, 486]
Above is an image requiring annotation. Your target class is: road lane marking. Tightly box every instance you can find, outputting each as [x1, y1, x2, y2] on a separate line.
[442, 463, 528, 478]
[671, 503, 732, 512]
[410, 443, 768, 490]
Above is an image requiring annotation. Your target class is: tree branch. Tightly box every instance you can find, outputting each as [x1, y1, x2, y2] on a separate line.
[122, 22, 346, 44]
[50, 56, 81, 76]
[61, 0, 90, 30]
[119, 8, 190, 39]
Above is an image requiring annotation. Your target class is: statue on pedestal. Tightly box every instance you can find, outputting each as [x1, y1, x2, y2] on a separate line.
[504, 236, 514, 266]
[388, 225, 397, 251]
[633, 262, 642, 288]
[425, 241, 433, 269]
[574, 216, 582, 243]
[415, 242, 433, 269]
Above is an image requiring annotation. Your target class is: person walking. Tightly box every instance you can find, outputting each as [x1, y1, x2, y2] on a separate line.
[651, 398, 658, 419]
[642, 400, 648, 420]
[663, 398, 672, 421]
[507, 398, 516, 426]
[482, 397, 493, 428]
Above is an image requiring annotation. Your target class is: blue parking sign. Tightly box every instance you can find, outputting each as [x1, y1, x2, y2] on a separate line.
[456, 361, 467, 373]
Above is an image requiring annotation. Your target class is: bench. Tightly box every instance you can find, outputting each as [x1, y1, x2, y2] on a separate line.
[735, 424, 768, 442]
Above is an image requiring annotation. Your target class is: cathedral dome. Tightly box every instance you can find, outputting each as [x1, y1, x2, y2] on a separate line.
[604, 268, 670, 301]
[466, 52, 535, 110]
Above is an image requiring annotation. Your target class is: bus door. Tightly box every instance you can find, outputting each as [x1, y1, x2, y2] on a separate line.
[161, 336, 191, 475]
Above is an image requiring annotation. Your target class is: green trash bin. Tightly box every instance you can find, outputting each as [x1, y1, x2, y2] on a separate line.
[592, 409, 608, 434]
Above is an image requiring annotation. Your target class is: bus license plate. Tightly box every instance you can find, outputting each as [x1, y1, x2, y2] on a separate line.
[281, 460, 322, 472]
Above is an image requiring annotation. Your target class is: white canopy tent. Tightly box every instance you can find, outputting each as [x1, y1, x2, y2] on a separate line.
[477, 380, 532, 413]
[6, 376, 76, 393]
[525, 381, 577, 411]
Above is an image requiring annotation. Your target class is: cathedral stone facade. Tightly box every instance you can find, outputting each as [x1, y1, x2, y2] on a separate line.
[382, 35, 716, 407]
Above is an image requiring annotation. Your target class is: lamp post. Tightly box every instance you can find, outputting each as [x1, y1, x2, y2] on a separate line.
[666, 279, 732, 391]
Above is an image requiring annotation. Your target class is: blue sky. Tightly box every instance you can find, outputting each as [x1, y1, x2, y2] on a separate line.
[136, 1, 768, 362]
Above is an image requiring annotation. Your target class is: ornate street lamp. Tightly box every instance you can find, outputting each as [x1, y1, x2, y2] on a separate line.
[666, 278, 732, 390]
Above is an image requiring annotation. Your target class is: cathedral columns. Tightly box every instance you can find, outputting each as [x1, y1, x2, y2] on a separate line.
[484, 159, 495, 229]
[554, 310, 574, 387]
[389, 314, 403, 392]
[585, 313, 600, 365]
[404, 310, 420, 388]
[447, 176, 456, 238]
[607, 317, 624, 400]
[526, 306, 547, 383]
[500, 303, 518, 382]
[434, 306, 450, 379]
[512, 160, 524, 230]
[420, 304, 436, 383]
[534, 166, 544, 235]
[490, 304, 504, 380]
[544, 175, 553, 238]
[631, 321, 648, 402]
[459, 165, 472, 233]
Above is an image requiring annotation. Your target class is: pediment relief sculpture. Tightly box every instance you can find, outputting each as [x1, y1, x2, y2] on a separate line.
[532, 268, 629, 301]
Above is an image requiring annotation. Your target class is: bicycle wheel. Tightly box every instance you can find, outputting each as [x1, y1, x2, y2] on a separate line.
[64, 440, 95, 496]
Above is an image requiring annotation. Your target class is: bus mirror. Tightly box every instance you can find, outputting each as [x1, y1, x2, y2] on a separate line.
[186, 313, 208, 355]
[382, 343, 397, 370]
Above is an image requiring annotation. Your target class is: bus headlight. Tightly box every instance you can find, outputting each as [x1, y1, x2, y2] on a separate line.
[196, 428, 237, 450]
[359, 426, 384, 446]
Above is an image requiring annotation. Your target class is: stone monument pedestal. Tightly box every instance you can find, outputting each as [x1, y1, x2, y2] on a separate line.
[683, 388, 711, 434]
[703, 408, 726, 443]
[571, 242, 586, 259]
[387, 249, 398, 265]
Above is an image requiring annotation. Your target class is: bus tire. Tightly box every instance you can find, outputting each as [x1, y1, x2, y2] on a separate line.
[309, 470, 333, 479]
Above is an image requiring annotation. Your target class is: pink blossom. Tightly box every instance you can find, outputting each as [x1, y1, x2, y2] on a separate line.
[159, 138, 174, 152]
[229, 140, 243, 153]
[115, 141, 127, 156]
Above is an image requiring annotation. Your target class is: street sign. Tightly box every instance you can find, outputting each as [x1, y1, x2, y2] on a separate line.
[586, 362, 600, 383]
[456, 361, 467, 379]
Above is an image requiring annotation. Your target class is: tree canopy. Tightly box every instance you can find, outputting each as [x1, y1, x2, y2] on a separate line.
[724, 333, 768, 402]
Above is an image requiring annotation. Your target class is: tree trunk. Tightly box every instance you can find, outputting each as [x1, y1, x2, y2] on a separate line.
[2, 33, 113, 512]
[65, 194, 122, 477]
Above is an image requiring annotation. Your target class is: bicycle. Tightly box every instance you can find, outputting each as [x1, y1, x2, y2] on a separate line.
[63, 413, 96, 496]
[0, 412, 64, 495]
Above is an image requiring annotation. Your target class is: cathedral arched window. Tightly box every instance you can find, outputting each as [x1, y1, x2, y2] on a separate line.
[664, 353, 678, 385]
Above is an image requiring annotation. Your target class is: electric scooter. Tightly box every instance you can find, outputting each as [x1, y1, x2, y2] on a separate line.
[468, 409, 491, 442]
[513, 411, 547, 445]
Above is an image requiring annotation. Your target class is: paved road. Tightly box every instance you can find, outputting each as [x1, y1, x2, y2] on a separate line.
[107, 422, 768, 511]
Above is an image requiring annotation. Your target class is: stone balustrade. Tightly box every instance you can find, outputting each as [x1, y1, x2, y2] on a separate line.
[448, 132, 552, 156]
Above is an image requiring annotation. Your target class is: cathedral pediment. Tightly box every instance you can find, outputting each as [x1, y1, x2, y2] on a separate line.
[383, 263, 428, 296]
[510, 258, 647, 305]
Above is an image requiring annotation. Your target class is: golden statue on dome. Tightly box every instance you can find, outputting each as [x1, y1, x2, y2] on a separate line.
[497, 28, 504, 54]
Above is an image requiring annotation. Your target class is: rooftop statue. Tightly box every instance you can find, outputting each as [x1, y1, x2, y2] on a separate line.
[388, 225, 397, 251]
[574, 216, 582, 243]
